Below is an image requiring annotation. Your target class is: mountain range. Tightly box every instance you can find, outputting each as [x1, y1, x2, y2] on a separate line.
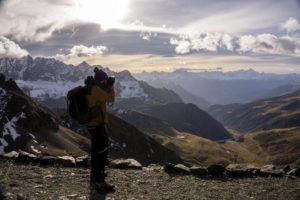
[0, 74, 182, 165]
[1, 56, 300, 166]
[134, 68, 300, 106]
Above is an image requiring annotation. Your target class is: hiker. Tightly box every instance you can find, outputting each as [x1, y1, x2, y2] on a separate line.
[85, 67, 115, 192]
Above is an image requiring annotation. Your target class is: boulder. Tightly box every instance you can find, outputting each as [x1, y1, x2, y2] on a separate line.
[226, 164, 258, 176]
[287, 168, 300, 177]
[190, 166, 208, 176]
[259, 164, 284, 177]
[0, 151, 19, 159]
[173, 164, 190, 174]
[39, 156, 59, 166]
[75, 155, 89, 167]
[207, 164, 226, 176]
[143, 164, 163, 172]
[57, 156, 76, 167]
[110, 158, 142, 169]
[17, 150, 37, 163]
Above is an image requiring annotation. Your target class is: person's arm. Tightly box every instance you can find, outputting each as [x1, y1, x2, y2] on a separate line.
[92, 86, 115, 103]
[106, 86, 115, 103]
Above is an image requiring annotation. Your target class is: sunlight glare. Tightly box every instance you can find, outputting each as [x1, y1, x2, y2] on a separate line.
[75, 0, 129, 29]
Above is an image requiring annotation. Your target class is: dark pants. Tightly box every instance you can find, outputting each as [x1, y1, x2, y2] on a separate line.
[88, 125, 109, 182]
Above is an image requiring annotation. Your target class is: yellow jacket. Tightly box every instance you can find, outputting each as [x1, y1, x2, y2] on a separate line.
[85, 85, 115, 127]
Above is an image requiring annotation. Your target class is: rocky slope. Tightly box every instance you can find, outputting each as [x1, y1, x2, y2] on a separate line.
[0, 74, 89, 156]
[134, 103, 232, 141]
[1, 160, 300, 200]
[208, 90, 300, 132]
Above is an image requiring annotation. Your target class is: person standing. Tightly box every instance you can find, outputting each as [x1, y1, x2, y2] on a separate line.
[85, 67, 115, 192]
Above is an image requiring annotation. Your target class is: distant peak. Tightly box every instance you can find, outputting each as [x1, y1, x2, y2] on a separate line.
[77, 61, 90, 67]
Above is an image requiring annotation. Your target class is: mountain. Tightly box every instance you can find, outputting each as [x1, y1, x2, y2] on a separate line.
[0, 74, 183, 165]
[208, 90, 300, 132]
[0, 74, 89, 155]
[134, 69, 300, 105]
[0, 56, 182, 108]
[57, 110, 183, 165]
[134, 103, 232, 141]
[115, 110, 236, 165]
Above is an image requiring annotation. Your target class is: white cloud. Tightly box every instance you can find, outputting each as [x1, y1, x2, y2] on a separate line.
[56, 45, 108, 61]
[238, 34, 300, 56]
[170, 38, 191, 54]
[0, 36, 29, 58]
[0, 0, 73, 42]
[170, 32, 234, 54]
[170, 32, 300, 57]
[281, 17, 300, 33]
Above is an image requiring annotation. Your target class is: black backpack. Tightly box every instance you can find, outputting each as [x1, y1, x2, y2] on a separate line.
[67, 85, 92, 124]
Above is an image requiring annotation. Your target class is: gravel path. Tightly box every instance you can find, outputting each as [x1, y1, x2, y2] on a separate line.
[0, 160, 300, 200]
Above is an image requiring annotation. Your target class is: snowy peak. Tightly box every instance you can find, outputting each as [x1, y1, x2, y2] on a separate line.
[115, 70, 148, 99]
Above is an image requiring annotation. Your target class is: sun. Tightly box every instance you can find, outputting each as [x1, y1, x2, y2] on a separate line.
[74, 0, 129, 29]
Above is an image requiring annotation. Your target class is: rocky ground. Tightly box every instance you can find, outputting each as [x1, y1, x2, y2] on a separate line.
[0, 160, 300, 200]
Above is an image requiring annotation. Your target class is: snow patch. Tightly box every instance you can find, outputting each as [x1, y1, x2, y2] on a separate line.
[0, 138, 8, 153]
[16, 80, 84, 100]
[3, 112, 25, 141]
[118, 80, 148, 99]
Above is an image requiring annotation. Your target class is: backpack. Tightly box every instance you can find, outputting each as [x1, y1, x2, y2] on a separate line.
[67, 85, 92, 124]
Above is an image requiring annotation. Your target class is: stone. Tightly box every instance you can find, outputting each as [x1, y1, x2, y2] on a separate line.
[75, 155, 89, 167]
[173, 164, 190, 174]
[39, 156, 58, 166]
[259, 164, 284, 177]
[287, 168, 300, 177]
[17, 150, 37, 163]
[226, 164, 258, 176]
[57, 156, 76, 167]
[207, 164, 226, 176]
[190, 166, 208, 176]
[110, 158, 142, 169]
[143, 164, 163, 172]
[1, 151, 19, 159]
[164, 163, 176, 173]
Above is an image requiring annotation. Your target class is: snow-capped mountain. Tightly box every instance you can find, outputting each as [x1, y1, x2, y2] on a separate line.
[134, 69, 300, 105]
[0, 74, 90, 154]
[0, 56, 182, 107]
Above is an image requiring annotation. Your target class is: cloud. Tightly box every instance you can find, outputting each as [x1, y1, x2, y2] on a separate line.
[0, 0, 72, 42]
[170, 32, 235, 54]
[170, 32, 300, 57]
[0, 36, 29, 58]
[238, 34, 300, 56]
[281, 17, 300, 33]
[56, 45, 108, 61]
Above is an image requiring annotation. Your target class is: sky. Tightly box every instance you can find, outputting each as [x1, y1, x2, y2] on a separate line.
[0, 0, 300, 73]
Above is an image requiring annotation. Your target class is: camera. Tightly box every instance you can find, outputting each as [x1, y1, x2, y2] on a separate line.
[107, 77, 115, 87]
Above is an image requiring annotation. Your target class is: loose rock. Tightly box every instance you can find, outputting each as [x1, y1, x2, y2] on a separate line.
[259, 165, 284, 177]
[110, 158, 142, 169]
[226, 164, 258, 177]
[173, 164, 190, 174]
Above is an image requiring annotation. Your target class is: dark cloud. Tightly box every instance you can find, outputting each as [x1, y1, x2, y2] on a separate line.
[20, 23, 176, 57]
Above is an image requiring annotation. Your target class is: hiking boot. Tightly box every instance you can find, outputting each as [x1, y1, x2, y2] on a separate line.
[95, 181, 115, 192]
